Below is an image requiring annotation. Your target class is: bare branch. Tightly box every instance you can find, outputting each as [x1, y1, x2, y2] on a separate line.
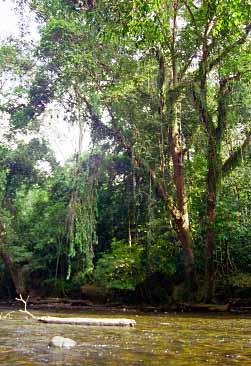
[0, 311, 16, 320]
[15, 294, 36, 319]
[15, 294, 29, 312]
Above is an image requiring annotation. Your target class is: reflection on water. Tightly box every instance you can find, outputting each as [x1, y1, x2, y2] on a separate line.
[0, 308, 251, 365]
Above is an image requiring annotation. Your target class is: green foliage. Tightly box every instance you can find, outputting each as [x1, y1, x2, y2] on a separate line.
[226, 273, 251, 288]
[214, 162, 251, 276]
[0, 42, 32, 75]
[10, 69, 56, 129]
[147, 236, 178, 277]
[94, 239, 145, 290]
[0, 0, 251, 303]
[66, 155, 99, 282]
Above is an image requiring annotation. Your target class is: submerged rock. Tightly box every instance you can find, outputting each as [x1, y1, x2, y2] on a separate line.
[48, 336, 77, 349]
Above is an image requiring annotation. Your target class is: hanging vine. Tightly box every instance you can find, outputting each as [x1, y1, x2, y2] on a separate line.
[66, 87, 99, 282]
[67, 161, 98, 281]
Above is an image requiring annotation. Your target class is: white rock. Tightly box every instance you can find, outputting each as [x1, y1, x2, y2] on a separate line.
[48, 336, 77, 349]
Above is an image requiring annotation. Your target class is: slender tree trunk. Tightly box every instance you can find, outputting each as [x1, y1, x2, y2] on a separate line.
[163, 1, 197, 292]
[192, 84, 219, 300]
[203, 77, 231, 301]
[204, 137, 221, 301]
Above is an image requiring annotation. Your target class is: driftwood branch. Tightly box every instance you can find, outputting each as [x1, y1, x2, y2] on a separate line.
[38, 316, 136, 327]
[15, 294, 29, 311]
[15, 294, 36, 319]
[0, 295, 34, 320]
[12, 294, 136, 326]
[0, 310, 16, 320]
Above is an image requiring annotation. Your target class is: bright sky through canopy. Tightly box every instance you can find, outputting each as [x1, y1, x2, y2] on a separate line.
[0, 1, 19, 38]
[0, 0, 90, 164]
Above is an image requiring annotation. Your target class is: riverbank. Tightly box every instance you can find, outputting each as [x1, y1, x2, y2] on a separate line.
[1, 297, 251, 314]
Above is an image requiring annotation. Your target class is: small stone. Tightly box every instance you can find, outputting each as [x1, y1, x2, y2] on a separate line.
[48, 336, 77, 349]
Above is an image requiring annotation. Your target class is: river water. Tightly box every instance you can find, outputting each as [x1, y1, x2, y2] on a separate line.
[0, 308, 251, 365]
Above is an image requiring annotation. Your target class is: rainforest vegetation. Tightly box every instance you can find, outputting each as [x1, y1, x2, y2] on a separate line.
[0, 0, 251, 306]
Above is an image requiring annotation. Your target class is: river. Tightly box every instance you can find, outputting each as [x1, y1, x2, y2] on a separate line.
[0, 308, 251, 365]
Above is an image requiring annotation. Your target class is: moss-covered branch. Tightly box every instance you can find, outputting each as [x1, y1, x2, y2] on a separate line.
[222, 129, 251, 178]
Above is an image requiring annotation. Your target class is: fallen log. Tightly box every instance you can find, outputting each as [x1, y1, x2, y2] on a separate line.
[37, 316, 136, 327]
[0, 296, 136, 329]
[13, 295, 136, 326]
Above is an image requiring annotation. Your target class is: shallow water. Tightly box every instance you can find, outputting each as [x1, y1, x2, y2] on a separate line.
[0, 308, 251, 365]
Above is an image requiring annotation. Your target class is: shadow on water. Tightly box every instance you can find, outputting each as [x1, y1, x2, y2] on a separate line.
[1, 308, 251, 365]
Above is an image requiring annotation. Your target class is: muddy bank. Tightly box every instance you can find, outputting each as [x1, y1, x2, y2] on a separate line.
[1, 297, 251, 314]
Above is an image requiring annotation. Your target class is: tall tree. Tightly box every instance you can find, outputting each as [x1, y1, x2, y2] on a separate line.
[4, 0, 251, 300]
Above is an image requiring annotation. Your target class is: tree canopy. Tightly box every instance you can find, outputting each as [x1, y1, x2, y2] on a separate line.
[0, 0, 251, 305]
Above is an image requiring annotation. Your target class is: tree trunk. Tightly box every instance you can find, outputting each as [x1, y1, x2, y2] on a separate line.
[204, 135, 221, 302]
[0, 250, 26, 295]
[0, 217, 26, 295]
[175, 215, 197, 289]
[164, 1, 198, 292]
[167, 92, 197, 292]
